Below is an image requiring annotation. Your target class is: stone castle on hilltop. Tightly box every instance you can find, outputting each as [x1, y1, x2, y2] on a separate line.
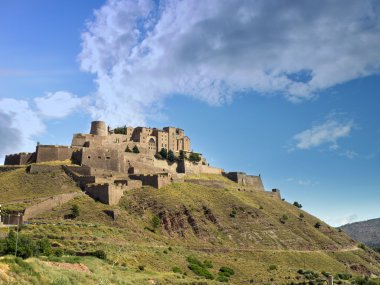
[4, 121, 269, 205]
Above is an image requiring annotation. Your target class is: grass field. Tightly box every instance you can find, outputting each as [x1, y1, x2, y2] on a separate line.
[1, 166, 380, 284]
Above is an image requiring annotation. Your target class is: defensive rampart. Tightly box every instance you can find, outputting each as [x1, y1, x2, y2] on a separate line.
[223, 172, 264, 191]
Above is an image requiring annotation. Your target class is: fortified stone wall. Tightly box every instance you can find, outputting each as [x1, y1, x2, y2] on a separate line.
[84, 183, 125, 205]
[35, 145, 74, 163]
[129, 173, 171, 189]
[223, 172, 264, 191]
[4, 152, 35, 165]
[62, 165, 96, 188]
[81, 148, 125, 173]
[23, 192, 81, 220]
[177, 160, 223, 175]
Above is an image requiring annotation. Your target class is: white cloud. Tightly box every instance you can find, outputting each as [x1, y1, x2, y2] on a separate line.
[292, 119, 354, 150]
[34, 91, 86, 119]
[0, 92, 84, 164]
[79, 0, 380, 126]
[0, 98, 45, 163]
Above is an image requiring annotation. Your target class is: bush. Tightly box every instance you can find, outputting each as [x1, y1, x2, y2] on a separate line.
[159, 148, 168, 159]
[358, 243, 366, 250]
[125, 145, 132, 152]
[217, 275, 229, 282]
[314, 222, 321, 229]
[138, 265, 145, 271]
[293, 201, 302, 208]
[299, 213, 305, 219]
[154, 153, 162, 159]
[269, 264, 277, 271]
[71, 204, 80, 218]
[203, 260, 213, 268]
[152, 215, 161, 229]
[280, 214, 288, 224]
[219, 266, 235, 277]
[133, 145, 140, 153]
[91, 250, 107, 260]
[167, 150, 176, 162]
[187, 256, 214, 280]
[189, 152, 201, 163]
[172, 266, 182, 274]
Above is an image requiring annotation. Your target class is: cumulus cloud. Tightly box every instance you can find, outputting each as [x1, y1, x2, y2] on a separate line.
[0, 98, 45, 163]
[0, 92, 83, 164]
[34, 91, 87, 119]
[292, 118, 354, 150]
[79, 0, 380, 126]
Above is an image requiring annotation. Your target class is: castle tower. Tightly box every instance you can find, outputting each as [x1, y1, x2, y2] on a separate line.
[90, 121, 107, 136]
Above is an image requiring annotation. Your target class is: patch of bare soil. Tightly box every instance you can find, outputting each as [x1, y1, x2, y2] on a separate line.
[43, 261, 91, 274]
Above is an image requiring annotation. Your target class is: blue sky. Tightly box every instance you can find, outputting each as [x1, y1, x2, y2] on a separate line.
[0, 0, 379, 226]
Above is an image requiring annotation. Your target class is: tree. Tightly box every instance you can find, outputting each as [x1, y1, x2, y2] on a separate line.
[114, 126, 126, 134]
[179, 150, 186, 160]
[132, 145, 140, 153]
[71, 204, 80, 218]
[167, 150, 176, 162]
[189, 152, 201, 163]
[125, 145, 132, 152]
[159, 148, 168, 159]
[293, 201, 302, 208]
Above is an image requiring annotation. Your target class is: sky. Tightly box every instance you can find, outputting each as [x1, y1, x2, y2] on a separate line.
[0, 0, 379, 227]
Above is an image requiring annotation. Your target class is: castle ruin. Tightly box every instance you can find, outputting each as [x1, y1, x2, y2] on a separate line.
[4, 121, 264, 205]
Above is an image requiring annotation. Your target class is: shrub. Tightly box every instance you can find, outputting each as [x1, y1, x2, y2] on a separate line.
[259, 205, 264, 210]
[71, 204, 80, 218]
[187, 256, 214, 280]
[189, 152, 201, 163]
[217, 275, 229, 282]
[53, 247, 64, 257]
[167, 150, 176, 162]
[299, 213, 305, 219]
[269, 264, 277, 271]
[125, 145, 132, 152]
[154, 153, 162, 159]
[358, 243, 366, 250]
[114, 127, 126, 134]
[138, 265, 145, 271]
[280, 214, 288, 224]
[293, 201, 302, 208]
[36, 237, 52, 256]
[92, 250, 107, 260]
[219, 266, 235, 277]
[159, 148, 168, 159]
[172, 266, 182, 274]
[152, 215, 161, 229]
[314, 222, 321, 229]
[133, 145, 140, 153]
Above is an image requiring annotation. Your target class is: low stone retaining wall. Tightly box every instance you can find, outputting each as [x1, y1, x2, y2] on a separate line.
[23, 192, 81, 220]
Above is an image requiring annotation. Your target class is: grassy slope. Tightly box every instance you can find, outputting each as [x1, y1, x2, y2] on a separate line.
[1, 168, 380, 284]
[0, 166, 79, 210]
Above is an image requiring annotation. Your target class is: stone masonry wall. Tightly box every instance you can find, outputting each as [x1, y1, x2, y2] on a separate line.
[36, 145, 74, 163]
[23, 192, 81, 220]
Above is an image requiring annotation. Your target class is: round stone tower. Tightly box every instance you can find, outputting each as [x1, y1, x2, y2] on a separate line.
[90, 121, 107, 136]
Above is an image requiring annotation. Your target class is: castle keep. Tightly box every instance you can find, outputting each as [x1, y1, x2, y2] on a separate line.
[4, 121, 265, 205]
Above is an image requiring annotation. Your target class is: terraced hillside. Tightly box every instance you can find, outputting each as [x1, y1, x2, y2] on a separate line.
[1, 165, 380, 284]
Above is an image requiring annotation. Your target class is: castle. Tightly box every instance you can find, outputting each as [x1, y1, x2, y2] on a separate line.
[4, 121, 266, 205]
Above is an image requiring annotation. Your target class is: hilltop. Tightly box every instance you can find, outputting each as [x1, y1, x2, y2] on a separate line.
[340, 219, 380, 248]
[1, 164, 380, 284]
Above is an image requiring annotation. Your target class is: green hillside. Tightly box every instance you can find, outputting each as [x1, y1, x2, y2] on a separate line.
[1, 165, 380, 284]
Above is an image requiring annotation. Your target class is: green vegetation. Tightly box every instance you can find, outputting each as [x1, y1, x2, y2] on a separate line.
[159, 148, 168, 159]
[314, 222, 321, 228]
[293, 201, 302, 208]
[132, 145, 140, 153]
[187, 256, 214, 279]
[2, 163, 380, 284]
[71, 204, 80, 218]
[189, 152, 201, 163]
[167, 150, 176, 162]
[113, 126, 126, 134]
